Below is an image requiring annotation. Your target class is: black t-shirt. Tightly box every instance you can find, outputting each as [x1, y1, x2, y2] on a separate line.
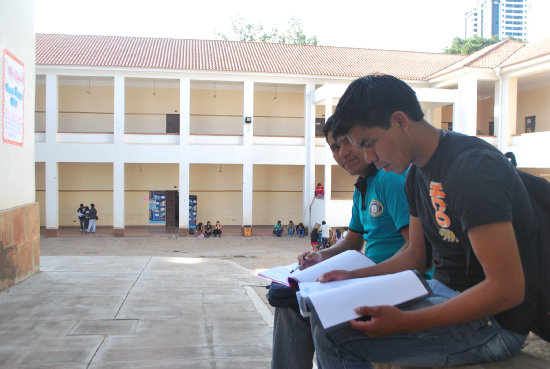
[405, 130, 539, 334]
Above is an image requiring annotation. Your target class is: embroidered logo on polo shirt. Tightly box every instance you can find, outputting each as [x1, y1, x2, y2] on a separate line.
[369, 200, 383, 217]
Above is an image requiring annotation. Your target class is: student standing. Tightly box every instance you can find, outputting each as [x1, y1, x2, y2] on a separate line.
[77, 204, 86, 232]
[86, 204, 98, 233]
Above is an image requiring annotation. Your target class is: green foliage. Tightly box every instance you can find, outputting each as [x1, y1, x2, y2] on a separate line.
[443, 35, 501, 55]
[216, 16, 318, 45]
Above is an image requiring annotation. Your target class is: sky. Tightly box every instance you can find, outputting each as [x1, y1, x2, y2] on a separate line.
[35, 0, 482, 53]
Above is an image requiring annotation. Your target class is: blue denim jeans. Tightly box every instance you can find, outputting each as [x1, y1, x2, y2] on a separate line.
[310, 280, 526, 368]
[288, 228, 295, 237]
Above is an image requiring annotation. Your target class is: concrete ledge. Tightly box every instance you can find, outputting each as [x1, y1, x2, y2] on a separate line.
[45, 228, 58, 238]
[113, 228, 124, 237]
[0, 203, 40, 291]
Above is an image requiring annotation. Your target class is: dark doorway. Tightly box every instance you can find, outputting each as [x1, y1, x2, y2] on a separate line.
[165, 190, 179, 229]
[166, 114, 180, 134]
[315, 118, 325, 137]
[525, 116, 536, 133]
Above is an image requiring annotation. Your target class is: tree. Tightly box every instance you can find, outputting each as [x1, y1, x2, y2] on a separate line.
[443, 35, 501, 54]
[216, 16, 318, 45]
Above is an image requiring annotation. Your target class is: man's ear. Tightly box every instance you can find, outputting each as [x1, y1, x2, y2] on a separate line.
[392, 111, 410, 132]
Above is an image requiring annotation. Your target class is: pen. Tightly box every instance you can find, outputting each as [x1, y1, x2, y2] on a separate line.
[289, 261, 309, 273]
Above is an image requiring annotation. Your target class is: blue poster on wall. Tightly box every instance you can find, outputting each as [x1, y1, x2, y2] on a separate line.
[189, 194, 197, 228]
[149, 191, 166, 223]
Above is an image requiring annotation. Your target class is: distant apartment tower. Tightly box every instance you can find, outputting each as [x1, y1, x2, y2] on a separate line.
[465, 0, 529, 40]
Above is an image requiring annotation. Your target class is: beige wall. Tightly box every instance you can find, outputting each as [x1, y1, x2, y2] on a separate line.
[35, 82, 46, 131]
[517, 85, 550, 134]
[254, 90, 304, 136]
[58, 84, 114, 132]
[58, 163, 113, 226]
[191, 88, 243, 135]
[125, 164, 178, 226]
[190, 164, 243, 225]
[125, 85, 179, 134]
[331, 165, 356, 200]
[431, 107, 443, 129]
[0, 0, 36, 210]
[36, 163, 115, 226]
[35, 162, 45, 225]
[477, 98, 495, 135]
[253, 165, 303, 224]
[48, 82, 311, 136]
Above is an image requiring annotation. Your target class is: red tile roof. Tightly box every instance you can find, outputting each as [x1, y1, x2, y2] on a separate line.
[36, 34, 466, 80]
[428, 39, 526, 78]
[501, 37, 550, 68]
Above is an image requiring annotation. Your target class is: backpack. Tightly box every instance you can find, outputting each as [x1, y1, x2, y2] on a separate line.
[518, 169, 550, 342]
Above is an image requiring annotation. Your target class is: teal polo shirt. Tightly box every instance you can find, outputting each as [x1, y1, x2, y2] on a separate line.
[349, 169, 410, 264]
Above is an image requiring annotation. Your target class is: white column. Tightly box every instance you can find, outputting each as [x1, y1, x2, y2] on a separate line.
[303, 83, 316, 229]
[242, 163, 253, 226]
[179, 78, 191, 143]
[242, 81, 254, 226]
[45, 74, 58, 145]
[179, 162, 190, 233]
[455, 75, 478, 136]
[323, 95, 333, 221]
[497, 75, 518, 151]
[113, 76, 125, 144]
[45, 160, 58, 231]
[113, 76, 125, 234]
[113, 161, 125, 232]
[179, 78, 191, 233]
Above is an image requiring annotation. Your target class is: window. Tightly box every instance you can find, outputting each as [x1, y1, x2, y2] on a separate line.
[525, 116, 536, 133]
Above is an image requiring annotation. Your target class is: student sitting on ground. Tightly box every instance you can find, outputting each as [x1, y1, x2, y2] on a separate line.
[196, 222, 205, 238]
[273, 220, 284, 237]
[296, 222, 305, 238]
[212, 221, 222, 238]
[204, 221, 214, 238]
[287, 220, 295, 237]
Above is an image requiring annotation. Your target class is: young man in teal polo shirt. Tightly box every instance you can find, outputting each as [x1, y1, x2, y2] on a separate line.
[271, 116, 415, 369]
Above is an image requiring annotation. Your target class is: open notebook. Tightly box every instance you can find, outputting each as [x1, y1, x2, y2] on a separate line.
[298, 270, 432, 331]
[257, 250, 375, 287]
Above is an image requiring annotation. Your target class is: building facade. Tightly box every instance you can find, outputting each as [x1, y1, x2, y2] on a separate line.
[466, 0, 529, 40]
[35, 34, 550, 237]
[0, 0, 40, 290]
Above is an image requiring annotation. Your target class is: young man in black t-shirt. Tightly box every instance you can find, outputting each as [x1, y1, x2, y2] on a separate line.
[309, 74, 539, 368]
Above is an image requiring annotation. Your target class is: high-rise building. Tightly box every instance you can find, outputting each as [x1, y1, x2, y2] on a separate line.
[465, 0, 529, 40]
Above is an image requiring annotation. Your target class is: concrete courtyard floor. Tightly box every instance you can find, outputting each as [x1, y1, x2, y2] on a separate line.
[0, 232, 304, 368]
[1, 231, 549, 368]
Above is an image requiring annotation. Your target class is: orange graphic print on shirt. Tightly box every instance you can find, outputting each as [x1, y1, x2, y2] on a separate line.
[429, 181, 459, 243]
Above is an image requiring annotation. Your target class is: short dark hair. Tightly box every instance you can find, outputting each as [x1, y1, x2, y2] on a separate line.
[332, 74, 424, 137]
[322, 115, 334, 141]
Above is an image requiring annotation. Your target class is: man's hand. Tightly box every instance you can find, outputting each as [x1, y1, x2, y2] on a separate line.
[297, 251, 323, 269]
[349, 305, 410, 337]
[317, 269, 352, 282]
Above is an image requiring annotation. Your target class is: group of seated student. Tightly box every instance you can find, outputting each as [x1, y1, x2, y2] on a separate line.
[273, 220, 307, 238]
[195, 220, 222, 238]
[270, 74, 539, 369]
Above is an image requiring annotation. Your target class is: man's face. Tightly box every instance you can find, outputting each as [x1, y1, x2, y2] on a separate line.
[327, 131, 369, 176]
[346, 119, 411, 174]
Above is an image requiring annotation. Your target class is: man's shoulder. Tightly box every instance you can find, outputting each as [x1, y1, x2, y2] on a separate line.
[374, 168, 407, 183]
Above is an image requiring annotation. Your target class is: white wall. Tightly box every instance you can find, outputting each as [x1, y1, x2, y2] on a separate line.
[0, 0, 35, 210]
